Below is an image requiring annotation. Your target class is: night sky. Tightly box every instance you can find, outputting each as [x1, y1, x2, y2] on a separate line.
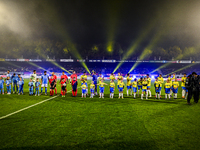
[1, 0, 200, 54]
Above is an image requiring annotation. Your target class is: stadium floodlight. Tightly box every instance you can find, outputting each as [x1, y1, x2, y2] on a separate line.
[128, 49, 152, 73]
[166, 63, 196, 75]
[50, 62, 71, 74]
[112, 14, 161, 73]
[151, 47, 197, 73]
[28, 62, 51, 73]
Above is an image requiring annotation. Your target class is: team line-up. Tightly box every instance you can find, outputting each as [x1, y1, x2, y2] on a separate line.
[0, 70, 188, 100]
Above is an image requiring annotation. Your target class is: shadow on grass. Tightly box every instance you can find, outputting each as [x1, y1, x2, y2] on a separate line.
[1, 140, 159, 150]
[53, 94, 186, 105]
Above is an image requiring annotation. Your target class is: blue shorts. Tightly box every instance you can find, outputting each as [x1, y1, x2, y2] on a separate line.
[173, 88, 178, 93]
[142, 89, 147, 92]
[132, 87, 137, 93]
[90, 89, 94, 93]
[100, 87, 104, 93]
[82, 89, 86, 94]
[147, 86, 151, 89]
[127, 86, 131, 90]
[182, 87, 188, 92]
[110, 87, 114, 93]
[81, 83, 88, 86]
[138, 86, 142, 90]
[155, 88, 160, 93]
[119, 87, 123, 92]
[165, 88, 170, 94]
[159, 87, 162, 91]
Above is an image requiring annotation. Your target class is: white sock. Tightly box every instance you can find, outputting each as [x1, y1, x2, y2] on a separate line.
[102, 93, 104, 97]
[175, 94, 177, 98]
[156, 93, 157, 98]
[158, 94, 160, 98]
[160, 91, 161, 96]
[110, 93, 111, 98]
[122, 93, 123, 98]
[168, 94, 170, 98]
[119, 93, 120, 97]
[165, 94, 167, 99]
[170, 90, 172, 96]
[82, 93, 83, 97]
[112, 93, 114, 98]
[134, 93, 136, 98]
[146, 93, 148, 99]
[182, 90, 185, 97]
[141, 94, 143, 99]
[149, 90, 151, 97]
[130, 90, 132, 95]
[185, 93, 188, 99]
[84, 94, 86, 97]
[127, 90, 129, 96]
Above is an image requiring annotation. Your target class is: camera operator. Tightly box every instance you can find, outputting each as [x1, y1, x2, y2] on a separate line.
[186, 72, 200, 105]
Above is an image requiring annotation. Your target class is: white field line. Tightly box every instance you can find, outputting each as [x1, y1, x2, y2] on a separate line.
[0, 87, 81, 120]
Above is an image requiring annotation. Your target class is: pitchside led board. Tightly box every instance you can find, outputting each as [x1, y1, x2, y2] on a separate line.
[0, 58, 196, 63]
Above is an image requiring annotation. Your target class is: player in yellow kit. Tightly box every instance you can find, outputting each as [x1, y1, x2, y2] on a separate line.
[97, 79, 108, 98]
[126, 73, 132, 96]
[110, 73, 115, 81]
[181, 73, 188, 99]
[98, 73, 104, 95]
[118, 79, 124, 99]
[164, 79, 171, 100]
[146, 74, 152, 97]
[110, 80, 115, 98]
[141, 77, 148, 100]
[168, 74, 175, 97]
[117, 73, 123, 89]
[158, 74, 164, 97]
[137, 77, 143, 96]
[81, 72, 88, 95]
[90, 81, 95, 98]
[154, 78, 161, 99]
[172, 78, 179, 99]
[132, 78, 137, 99]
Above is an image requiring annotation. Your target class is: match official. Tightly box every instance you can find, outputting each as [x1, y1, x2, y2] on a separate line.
[186, 72, 200, 105]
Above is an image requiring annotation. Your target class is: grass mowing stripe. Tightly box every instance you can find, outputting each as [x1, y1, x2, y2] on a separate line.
[0, 87, 80, 120]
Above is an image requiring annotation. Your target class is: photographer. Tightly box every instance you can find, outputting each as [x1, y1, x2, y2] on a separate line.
[186, 72, 200, 105]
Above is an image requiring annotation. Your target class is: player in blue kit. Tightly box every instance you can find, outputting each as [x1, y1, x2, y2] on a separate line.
[6, 70, 12, 80]
[18, 77, 24, 95]
[0, 76, 4, 95]
[28, 79, 34, 96]
[35, 78, 40, 96]
[12, 73, 18, 94]
[91, 71, 98, 95]
[41, 71, 49, 95]
[6, 77, 11, 94]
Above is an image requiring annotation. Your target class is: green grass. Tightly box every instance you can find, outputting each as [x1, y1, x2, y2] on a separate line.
[0, 79, 200, 150]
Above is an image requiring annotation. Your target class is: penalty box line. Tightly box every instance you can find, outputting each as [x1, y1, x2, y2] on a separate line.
[0, 87, 81, 120]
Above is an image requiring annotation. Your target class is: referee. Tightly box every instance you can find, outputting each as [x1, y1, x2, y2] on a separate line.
[186, 72, 200, 105]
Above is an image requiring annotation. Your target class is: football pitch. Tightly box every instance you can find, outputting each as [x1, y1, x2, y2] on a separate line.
[0, 79, 200, 150]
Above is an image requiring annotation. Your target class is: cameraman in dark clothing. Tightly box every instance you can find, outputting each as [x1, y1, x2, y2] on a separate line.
[186, 72, 200, 105]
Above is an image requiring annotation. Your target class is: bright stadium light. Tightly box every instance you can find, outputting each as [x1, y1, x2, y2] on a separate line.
[112, 15, 161, 73]
[128, 49, 152, 73]
[28, 62, 51, 73]
[50, 62, 71, 74]
[166, 63, 196, 75]
[151, 47, 197, 73]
